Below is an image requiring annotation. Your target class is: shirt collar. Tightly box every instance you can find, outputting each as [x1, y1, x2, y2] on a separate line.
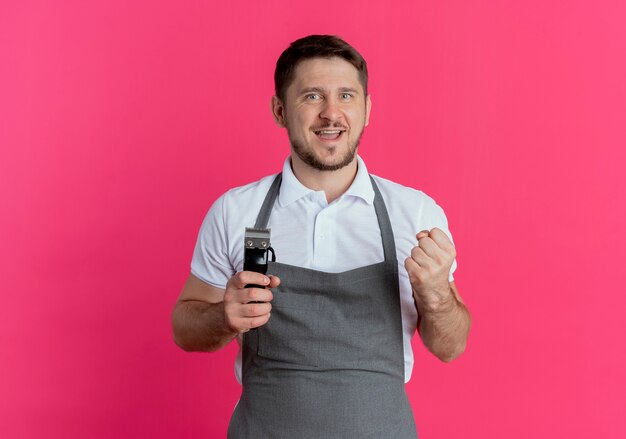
[278, 155, 375, 207]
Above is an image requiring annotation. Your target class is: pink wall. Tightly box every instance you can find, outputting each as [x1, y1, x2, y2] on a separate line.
[1, 1, 625, 437]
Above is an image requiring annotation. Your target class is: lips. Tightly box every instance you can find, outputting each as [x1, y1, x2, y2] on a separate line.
[313, 128, 345, 140]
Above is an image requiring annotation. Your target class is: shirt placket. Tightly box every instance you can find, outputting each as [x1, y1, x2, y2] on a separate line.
[312, 194, 338, 271]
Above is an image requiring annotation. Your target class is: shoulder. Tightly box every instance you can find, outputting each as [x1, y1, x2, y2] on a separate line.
[370, 174, 438, 210]
[369, 174, 450, 231]
[220, 173, 280, 206]
[198, 173, 280, 235]
[205, 173, 280, 223]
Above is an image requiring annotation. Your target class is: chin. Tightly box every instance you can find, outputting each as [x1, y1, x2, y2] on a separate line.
[303, 150, 356, 171]
[291, 136, 360, 172]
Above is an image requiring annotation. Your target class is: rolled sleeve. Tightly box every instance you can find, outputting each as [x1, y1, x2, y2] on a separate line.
[190, 194, 234, 289]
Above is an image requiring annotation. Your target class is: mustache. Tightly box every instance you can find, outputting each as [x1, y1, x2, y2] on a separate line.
[311, 123, 347, 130]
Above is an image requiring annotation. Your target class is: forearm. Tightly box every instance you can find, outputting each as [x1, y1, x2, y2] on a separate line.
[417, 295, 471, 363]
[171, 300, 238, 352]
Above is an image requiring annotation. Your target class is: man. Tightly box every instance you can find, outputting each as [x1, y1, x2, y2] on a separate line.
[172, 35, 471, 438]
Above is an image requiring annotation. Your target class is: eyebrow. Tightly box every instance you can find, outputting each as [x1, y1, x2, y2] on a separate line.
[298, 87, 361, 95]
[338, 87, 359, 94]
[299, 87, 326, 94]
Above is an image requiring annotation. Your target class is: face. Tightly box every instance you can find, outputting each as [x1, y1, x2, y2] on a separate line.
[272, 57, 372, 172]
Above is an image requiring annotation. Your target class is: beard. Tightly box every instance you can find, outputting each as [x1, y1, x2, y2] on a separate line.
[289, 128, 364, 172]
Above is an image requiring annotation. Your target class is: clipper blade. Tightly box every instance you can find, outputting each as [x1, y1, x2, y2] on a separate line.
[245, 227, 271, 250]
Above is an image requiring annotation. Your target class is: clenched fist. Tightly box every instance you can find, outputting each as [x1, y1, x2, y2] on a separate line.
[404, 227, 456, 313]
[223, 271, 281, 333]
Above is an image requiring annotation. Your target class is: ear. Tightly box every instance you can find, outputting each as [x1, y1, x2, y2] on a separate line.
[271, 96, 287, 128]
[364, 94, 372, 127]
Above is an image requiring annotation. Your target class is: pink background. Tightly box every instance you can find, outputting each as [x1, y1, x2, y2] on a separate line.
[1, 1, 625, 438]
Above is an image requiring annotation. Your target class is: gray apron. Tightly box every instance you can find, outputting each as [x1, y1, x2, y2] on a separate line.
[228, 174, 417, 439]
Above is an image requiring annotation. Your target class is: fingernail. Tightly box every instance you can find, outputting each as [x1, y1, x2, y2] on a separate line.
[264, 277, 269, 284]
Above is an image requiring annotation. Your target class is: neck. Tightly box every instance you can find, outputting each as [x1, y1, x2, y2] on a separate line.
[290, 155, 358, 204]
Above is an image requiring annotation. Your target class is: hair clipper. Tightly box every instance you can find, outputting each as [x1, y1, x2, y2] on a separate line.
[244, 227, 276, 288]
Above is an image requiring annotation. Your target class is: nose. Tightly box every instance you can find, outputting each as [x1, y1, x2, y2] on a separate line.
[319, 97, 342, 123]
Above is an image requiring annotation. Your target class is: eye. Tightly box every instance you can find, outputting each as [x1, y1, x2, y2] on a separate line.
[306, 94, 321, 100]
[340, 93, 353, 100]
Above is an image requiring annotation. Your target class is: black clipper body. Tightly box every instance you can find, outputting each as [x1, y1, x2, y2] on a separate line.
[244, 227, 275, 288]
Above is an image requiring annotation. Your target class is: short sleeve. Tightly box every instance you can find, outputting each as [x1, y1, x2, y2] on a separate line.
[419, 196, 457, 282]
[190, 194, 235, 289]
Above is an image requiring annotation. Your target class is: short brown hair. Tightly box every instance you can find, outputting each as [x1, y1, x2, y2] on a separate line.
[274, 35, 368, 102]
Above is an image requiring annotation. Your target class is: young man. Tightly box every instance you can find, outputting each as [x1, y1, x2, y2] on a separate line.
[172, 35, 471, 438]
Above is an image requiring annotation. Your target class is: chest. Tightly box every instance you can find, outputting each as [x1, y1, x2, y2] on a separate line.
[269, 196, 386, 272]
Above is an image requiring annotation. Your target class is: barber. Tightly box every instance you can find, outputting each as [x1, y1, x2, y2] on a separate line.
[172, 34, 471, 438]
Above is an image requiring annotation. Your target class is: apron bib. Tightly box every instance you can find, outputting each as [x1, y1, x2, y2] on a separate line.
[228, 174, 417, 439]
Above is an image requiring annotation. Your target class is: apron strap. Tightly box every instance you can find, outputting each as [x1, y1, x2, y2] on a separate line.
[253, 173, 397, 262]
[254, 173, 283, 229]
[369, 176, 397, 262]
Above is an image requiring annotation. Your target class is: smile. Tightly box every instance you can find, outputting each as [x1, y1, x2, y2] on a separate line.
[314, 129, 344, 140]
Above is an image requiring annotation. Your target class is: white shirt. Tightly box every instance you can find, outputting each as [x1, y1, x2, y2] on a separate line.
[191, 155, 456, 383]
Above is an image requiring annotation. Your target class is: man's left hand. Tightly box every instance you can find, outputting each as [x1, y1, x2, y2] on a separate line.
[404, 227, 456, 313]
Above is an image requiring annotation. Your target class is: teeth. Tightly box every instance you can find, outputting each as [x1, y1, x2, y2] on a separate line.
[317, 130, 341, 134]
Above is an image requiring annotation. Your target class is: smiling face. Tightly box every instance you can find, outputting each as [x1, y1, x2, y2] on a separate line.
[272, 57, 372, 172]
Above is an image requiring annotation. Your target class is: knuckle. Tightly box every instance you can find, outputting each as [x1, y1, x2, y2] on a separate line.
[229, 272, 246, 289]
[223, 291, 235, 303]
[243, 271, 253, 282]
[247, 288, 257, 301]
[249, 304, 259, 316]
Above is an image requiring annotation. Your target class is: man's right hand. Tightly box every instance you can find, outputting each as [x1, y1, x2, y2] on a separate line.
[223, 271, 280, 333]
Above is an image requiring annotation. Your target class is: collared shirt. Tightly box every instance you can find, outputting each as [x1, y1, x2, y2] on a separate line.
[191, 155, 456, 383]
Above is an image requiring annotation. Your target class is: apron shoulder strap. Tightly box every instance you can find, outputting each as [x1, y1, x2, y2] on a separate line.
[369, 176, 398, 262]
[254, 173, 282, 229]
